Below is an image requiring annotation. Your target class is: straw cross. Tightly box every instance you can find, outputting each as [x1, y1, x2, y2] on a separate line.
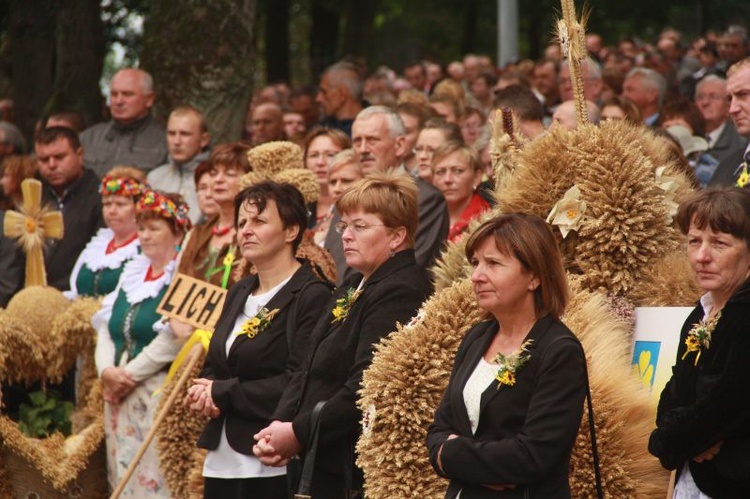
[3, 179, 64, 287]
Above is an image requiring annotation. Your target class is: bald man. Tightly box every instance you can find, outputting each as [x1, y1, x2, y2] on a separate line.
[80, 68, 168, 177]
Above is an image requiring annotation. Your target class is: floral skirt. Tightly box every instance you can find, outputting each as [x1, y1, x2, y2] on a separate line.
[104, 373, 171, 497]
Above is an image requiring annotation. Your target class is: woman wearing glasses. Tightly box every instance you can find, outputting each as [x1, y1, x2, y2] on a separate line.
[252, 170, 432, 498]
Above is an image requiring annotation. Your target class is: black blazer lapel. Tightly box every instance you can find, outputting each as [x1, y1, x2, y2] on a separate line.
[478, 314, 555, 417]
[226, 264, 313, 358]
[452, 321, 498, 436]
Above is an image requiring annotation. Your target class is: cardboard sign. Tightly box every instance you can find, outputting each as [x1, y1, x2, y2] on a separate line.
[631, 306, 694, 406]
[157, 273, 227, 330]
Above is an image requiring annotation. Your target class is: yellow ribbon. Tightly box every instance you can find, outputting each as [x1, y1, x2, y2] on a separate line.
[156, 328, 213, 395]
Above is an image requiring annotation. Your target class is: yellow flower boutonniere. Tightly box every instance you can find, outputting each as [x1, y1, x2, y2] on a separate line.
[331, 287, 362, 324]
[492, 339, 534, 389]
[681, 312, 721, 366]
[236, 307, 279, 339]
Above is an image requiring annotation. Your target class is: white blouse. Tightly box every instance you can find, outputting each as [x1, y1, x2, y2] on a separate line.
[463, 357, 499, 435]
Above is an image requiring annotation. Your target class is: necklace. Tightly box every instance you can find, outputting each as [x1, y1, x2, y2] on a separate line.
[212, 224, 232, 236]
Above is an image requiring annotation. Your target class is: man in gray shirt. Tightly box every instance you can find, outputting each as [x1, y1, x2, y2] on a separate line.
[80, 68, 168, 177]
[147, 105, 210, 224]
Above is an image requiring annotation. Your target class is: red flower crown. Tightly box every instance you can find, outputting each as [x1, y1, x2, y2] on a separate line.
[136, 190, 192, 231]
[100, 175, 149, 198]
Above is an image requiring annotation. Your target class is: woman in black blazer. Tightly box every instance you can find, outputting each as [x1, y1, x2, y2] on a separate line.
[252, 170, 432, 498]
[427, 213, 587, 498]
[184, 182, 332, 499]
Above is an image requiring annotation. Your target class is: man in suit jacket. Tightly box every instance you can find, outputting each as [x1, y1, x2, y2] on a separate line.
[325, 106, 448, 285]
[709, 58, 750, 187]
[697, 75, 748, 165]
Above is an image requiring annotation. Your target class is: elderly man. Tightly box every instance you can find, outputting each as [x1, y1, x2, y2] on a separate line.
[247, 102, 284, 146]
[147, 106, 210, 223]
[710, 58, 750, 187]
[718, 26, 749, 70]
[622, 67, 666, 126]
[325, 106, 448, 284]
[558, 59, 603, 104]
[317, 61, 364, 137]
[36, 127, 104, 291]
[696, 75, 748, 164]
[80, 68, 167, 177]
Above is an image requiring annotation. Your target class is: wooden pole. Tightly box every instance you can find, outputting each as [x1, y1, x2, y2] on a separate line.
[110, 343, 204, 499]
[665, 470, 676, 499]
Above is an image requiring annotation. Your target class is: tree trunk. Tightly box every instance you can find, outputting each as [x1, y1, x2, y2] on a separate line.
[342, 0, 377, 62]
[52, 0, 105, 128]
[141, 0, 258, 145]
[8, 0, 57, 146]
[265, 0, 290, 83]
[309, 0, 340, 78]
[461, 0, 478, 55]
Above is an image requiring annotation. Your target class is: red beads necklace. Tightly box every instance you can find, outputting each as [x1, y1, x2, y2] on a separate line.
[212, 224, 232, 236]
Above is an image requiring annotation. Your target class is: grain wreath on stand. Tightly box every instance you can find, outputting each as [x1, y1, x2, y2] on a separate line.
[355, 0, 700, 497]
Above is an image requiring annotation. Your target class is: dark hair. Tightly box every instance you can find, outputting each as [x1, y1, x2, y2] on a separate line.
[234, 181, 307, 252]
[676, 187, 750, 248]
[35, 126, 81, 151]
[658, 97, 706, 137]
[464, 213, 569, 319]
[46, 111, 86, 134]
[193, 160, 212, 187]
[493, 85, 545, 122]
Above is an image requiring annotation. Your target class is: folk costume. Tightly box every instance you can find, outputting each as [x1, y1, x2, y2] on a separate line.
[93, 191, 191, 497]
[65, 175, 146, 300]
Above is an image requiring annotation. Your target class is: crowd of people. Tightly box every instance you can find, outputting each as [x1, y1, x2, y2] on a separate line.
[0, 21, 749, 498]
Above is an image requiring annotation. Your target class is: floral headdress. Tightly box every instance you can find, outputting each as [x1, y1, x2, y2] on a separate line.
[136, 190, 192, 231]
[100, 175, 148, 199]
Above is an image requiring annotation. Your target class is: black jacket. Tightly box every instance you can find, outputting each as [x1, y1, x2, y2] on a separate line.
[198, 262, 332, 455]
[427, 315, 586, 499]
[41, 168, 105, 291]
[272, 249, 431, 481]
[649, 280, 750, 498]
[708, 146, 746, 188]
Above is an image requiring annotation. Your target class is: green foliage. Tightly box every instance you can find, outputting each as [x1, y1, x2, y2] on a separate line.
[18, 390, 73, 439]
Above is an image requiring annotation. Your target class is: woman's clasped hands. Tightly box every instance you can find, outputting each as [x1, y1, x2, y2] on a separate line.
[252, 421, 302, 467]
[184, 378, 220, 418]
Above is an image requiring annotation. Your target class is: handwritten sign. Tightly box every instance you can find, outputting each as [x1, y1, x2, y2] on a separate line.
[157, 273, 227, 330]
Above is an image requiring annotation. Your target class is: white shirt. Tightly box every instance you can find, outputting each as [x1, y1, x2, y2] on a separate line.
[202, 277, 291, 479]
